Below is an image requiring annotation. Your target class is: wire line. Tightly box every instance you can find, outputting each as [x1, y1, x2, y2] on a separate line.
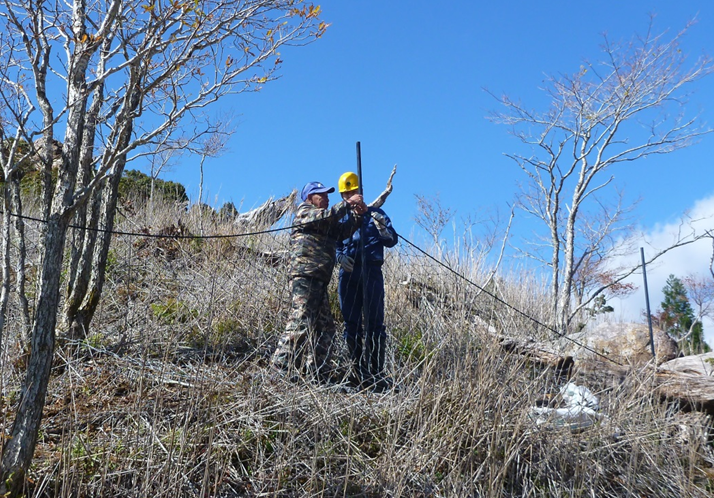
[397, 234, 623, 366]
[1, 206, 623, 365]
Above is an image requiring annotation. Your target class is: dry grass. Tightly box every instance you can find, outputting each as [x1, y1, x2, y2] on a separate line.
[1, 198, 713, 497]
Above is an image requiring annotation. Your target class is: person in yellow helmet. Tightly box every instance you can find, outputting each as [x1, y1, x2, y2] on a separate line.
[336, 171, 398, 392]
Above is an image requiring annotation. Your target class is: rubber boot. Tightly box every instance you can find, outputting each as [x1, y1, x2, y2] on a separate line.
[368, 334, 393, 393]
[360, 335, 377, 389]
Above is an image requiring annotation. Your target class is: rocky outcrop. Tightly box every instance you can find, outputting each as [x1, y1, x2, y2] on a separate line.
[562, 322, 678, 367]
[32, 137, 63, 169]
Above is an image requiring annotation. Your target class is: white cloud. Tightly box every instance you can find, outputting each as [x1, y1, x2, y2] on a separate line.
[611, 194, 714, 345]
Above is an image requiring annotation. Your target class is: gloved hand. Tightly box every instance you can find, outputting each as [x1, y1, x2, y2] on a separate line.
[336, 254, 355, 272]
[370, 211, 387, 228]
[370, 211, 393, 240]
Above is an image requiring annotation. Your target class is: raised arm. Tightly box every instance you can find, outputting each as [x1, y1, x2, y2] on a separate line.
[295, 200, 350, 227]
[369, 164, 397, 208]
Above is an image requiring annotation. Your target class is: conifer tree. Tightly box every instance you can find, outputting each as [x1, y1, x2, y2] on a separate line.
[659, 274, 709, 355]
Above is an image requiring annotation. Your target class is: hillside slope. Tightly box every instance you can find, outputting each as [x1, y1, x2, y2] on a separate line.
[1, 199, 713, 497]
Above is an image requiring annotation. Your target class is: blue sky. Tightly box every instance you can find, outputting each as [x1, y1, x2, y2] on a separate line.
[157, 1, 714, 339]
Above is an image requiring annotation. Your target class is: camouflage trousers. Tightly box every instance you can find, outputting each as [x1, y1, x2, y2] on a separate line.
[271, 276, 337, 376]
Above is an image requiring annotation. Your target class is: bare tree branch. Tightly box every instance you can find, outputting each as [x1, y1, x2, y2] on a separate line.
[488, 17, 714, 331]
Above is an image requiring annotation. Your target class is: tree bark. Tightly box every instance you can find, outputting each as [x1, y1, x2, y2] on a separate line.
[67, 170, 124, 335]
[63, 185, 102, 338]
[0, 184, 12, 348]
[10, 179, 31, 342]
[0, 179, 31, 349]
[64, 69, 140, 336]
[0, 215, 69, 495]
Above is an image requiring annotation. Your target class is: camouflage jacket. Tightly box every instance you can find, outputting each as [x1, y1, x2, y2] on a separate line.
[290, 200, 361, 282]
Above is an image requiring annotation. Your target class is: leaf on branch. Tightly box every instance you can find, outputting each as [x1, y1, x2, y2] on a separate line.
[317, 21, 330, 36]
[307, 5, 322, 19]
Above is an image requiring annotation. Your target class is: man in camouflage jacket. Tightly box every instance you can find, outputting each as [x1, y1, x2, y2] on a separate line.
[271, 181, 367, 381]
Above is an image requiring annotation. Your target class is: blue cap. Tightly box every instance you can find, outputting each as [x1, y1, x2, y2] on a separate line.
[301, 181, 335, 201]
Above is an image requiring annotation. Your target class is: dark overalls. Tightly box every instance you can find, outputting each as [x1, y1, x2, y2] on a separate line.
[336, 207, 398, 388]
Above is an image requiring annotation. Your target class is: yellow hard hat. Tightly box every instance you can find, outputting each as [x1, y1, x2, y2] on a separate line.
[338, 171, 359, 193]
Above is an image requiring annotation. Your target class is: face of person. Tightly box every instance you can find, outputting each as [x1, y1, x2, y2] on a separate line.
[308, 192, 329, 209]
[341, 189, 358, 201]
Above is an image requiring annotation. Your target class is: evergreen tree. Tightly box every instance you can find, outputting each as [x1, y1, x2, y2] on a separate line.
[659, 274, 709, 355]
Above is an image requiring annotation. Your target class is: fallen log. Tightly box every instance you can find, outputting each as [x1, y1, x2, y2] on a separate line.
[498, 336, 575, 375]
[658, 352, 714, 376]
[655, 370, 714, 415]
[497, 333, 714, 416]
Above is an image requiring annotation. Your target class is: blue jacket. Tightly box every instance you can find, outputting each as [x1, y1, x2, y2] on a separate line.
[336, 207, 398, 266]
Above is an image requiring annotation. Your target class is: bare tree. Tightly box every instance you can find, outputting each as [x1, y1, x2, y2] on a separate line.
[147, 147, 183, 211]
[197, 119, 234, 207]
[414, 193, 454, 252]
[489, 18, 714, 332]
[0, 0, 326, 493]
[683, 273, 714, 344]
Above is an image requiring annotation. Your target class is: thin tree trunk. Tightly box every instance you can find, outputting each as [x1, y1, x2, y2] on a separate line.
[68, 171, 123, 333]
[10, 179, 31, 344]
[0, 184, 12, 349]
[63, 186, 102, 337]
[0, 215, 69, 495]
[550, 221, 560, 329]
[64, 70, 140, 335]
[559, 208, 578, 332]
[66, 202, 89, 303]
[199, 156, 205, 236]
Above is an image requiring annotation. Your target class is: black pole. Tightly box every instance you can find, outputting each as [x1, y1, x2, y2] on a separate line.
[641, 247, 656, 358]
[356, 142, 370, 338]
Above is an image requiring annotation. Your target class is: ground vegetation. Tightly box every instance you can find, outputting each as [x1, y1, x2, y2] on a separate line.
[0, 197, 712, 497]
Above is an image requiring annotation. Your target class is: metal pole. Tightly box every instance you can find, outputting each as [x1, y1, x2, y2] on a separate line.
[641, 247, 656, 358]
[356, 142, 370, 337]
